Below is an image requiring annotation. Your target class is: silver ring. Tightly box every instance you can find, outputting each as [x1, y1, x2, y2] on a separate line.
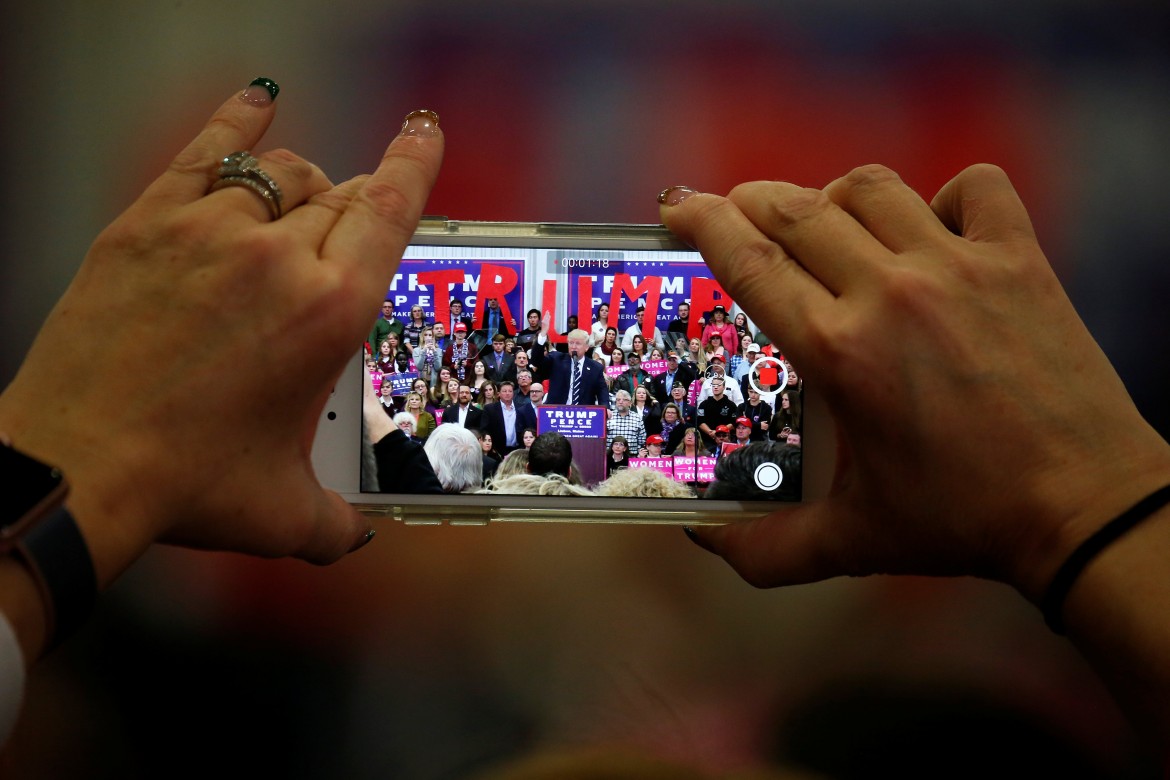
[208, 150, 283, 220]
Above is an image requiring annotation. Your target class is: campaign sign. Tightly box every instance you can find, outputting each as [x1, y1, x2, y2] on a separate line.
[672, 456, 696, 482]
[433, 408, 444, 425]
[385, 371, 420, 396]
[696, 456, 717, 483]
[688, 379, 702, 406]
[641, 359, 668, 377]
[537, 405, 606, 438]
[629, 457, 674, 477]
[605, 364, 626, 380]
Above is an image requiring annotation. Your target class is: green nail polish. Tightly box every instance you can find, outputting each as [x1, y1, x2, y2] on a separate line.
[241, 77, 279, 106]
[250, 77, 279, 100]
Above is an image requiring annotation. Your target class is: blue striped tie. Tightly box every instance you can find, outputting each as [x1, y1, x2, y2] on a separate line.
[570, 359, 582, 405]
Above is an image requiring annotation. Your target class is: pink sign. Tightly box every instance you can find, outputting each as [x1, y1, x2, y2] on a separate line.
[696, 456, 717, 483]
[641, 359, 668, 377]
[688, 379, 702, 405]
[605, 364, 626, 380]
[672, 456, 696, 482]
[629, 457, 674, 477]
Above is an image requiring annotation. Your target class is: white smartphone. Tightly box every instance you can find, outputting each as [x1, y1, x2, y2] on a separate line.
[312, 218, 830, 525]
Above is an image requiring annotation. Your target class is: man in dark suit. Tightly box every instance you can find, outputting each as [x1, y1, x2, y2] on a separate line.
[440, 385, 484, 430]
[529, 316, 610, 408]
[651, 351, 697, 405]
[448, 297, 474, 335]
[478, 297, 514, 338]
[481, 333, 516, 384]
[479, 380, 536, 454]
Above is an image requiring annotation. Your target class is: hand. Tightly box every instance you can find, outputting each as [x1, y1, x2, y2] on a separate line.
[660, 165, 1170, 602]
[0, 81, 444, 594]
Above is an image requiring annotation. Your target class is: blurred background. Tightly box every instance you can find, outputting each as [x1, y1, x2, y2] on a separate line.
[2, 1, 1168, 777]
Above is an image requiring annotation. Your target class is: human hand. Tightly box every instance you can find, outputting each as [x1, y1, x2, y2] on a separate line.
[0, 79, 443, 591]
[660, 165, 1170, 602]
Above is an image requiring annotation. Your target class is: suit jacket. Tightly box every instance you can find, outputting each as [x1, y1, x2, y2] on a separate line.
[440, 403, 484, 430]
[651, 364, 698, 405]
[481, 349, 516, 384]
[371, 429, 443, 494]
[478, 307, 512, 338]
[479, 401, 536, 454]
[447, 314, 474, 334]
[530, 342, 610, 407]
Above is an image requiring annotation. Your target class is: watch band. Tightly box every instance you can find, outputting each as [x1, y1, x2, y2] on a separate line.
[16, 502, 96, 651]
[15, 500, 95, 654]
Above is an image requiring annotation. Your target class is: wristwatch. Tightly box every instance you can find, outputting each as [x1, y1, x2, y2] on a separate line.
[0, 437, 96, 651]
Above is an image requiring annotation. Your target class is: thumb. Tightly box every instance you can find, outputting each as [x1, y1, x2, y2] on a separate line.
[685, 499, 866, 587]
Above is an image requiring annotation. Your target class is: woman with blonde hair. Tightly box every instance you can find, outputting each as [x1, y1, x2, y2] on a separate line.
[685, 336, 707, 373]
[596, 467, 696, 499]
[412, 327, 441, 388]
[437, 377, 460, 408]
[402, 391, 436, 441]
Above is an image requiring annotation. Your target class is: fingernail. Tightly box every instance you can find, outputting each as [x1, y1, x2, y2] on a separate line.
[683, 526, 717, 554]
[241, 77, 280, 106]
[350, 528, 376, 553]
[401, 109, 441, 137]
[658, 186, 698, 207]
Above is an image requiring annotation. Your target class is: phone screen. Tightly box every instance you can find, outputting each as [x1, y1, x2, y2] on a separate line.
[352, 222, 805, 517]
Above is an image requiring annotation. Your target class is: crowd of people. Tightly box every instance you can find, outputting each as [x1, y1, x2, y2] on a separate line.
[363, 294, 804, 494]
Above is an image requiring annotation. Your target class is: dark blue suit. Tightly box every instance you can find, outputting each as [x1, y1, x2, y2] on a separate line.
[479, 400, 537, 454]
[530, 342, 610, 407]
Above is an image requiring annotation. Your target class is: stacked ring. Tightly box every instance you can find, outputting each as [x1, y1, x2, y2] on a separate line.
[208, 151, 284, 220]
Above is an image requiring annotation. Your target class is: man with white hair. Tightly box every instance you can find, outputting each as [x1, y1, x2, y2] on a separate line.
[606, 389, 646, 454]
[422, 424, 484, 493]
[530, 316, 610, 407]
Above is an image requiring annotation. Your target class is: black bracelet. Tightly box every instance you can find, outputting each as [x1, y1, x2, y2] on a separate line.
[1041, 482, 1170, 635]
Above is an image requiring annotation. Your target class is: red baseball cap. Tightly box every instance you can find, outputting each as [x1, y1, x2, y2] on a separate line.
[735, 417, 752, 428]
[454, 322, 468, 333]
[709, 353, 725, 363]
[646, 434, 663, 445]
[715, 424, 731, 434]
